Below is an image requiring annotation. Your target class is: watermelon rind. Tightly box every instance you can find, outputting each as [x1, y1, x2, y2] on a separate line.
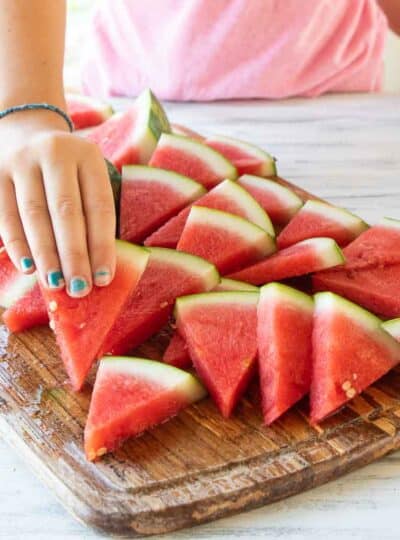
[299, 201, 368, 235]
[238, 175, 303, 218]
[300, 237, 345, 267]
[176, 291, 259, 316]
[155, 133, 238, 181]
[382, 318, 400, 341]
[105, 159, 121, 216]
[184, 206, 276, 257]
[380, 217, 400, 230]
[121, 165, 206, 199]
[206, 135, 277, 176]
[260, 282, 314, 312]
[209, 180, 275, 236]
[148, 247, 220, 291]
[98, 356, 207, 403]
[215, 278, 259, 292]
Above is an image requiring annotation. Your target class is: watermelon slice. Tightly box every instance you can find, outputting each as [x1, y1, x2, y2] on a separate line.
[382, 318, 400, 341]
[228, 237, 344, 285]
[41, 242, 149, 391]
[84, 356, 206, 460]
[66, 93, 113, 130]
[214, 278, 259, 292]
[2, 283, 48, 332]
[238, 175, 303, 225]
[171, 123, 205, 141]
[177, 207, 276, 275]
[88, 89, 170, 171]
[206, 135, 276, 177]
[149, 133, 237, 189]
[100, 248, 219, 356]
[310, 292, 400, 424]
[176, 291, 259, 417]
[144, 178, 275, 248]
[119, 165, 205, 243]
[105, 159, 122, 216]
[277, 200, 368, 249]
[257, 283, 313, 425]
[313, 219, 400, 317]
[0, 249, 37, 308]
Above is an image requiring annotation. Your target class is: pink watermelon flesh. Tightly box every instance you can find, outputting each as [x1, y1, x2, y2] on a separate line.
[119, 174, 201, 243]
[313, 223, 400, 317]
[99, 252, 217, 357]
[206, 141, 270, 177]
[41, 243, 148, 391]
[257, 284, 313, 425]
[310, 293, 400, 424]
[277, 204, 365, 249]
[66, 96, 110, 130]
[149, 144, 228, 190]
[228, 238, 343, 285]
[145, 183, 264, 249]
[162, 331, 191, 369]
[3, 283, 48, 332]
[176, 293, 258, 417]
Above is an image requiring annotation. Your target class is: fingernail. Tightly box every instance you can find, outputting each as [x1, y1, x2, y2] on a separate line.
[94, 267, 111, 286]
[20, 257, 34, 273]
[69, 276, 89, 297]
[47, 270, 65, 289]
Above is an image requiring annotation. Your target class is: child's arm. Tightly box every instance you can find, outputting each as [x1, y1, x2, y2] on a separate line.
[379, 0, 400, 35]
[0, 0, 116, 297]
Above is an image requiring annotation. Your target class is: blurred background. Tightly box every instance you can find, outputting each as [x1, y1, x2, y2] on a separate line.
[65, 0, 400, 94]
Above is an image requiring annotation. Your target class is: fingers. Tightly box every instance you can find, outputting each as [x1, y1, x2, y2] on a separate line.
[0, 177, 35, 274]
[79, 149, 116, 287]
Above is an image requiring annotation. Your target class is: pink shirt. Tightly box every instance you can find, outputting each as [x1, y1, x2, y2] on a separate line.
[82, 0, 387, 101]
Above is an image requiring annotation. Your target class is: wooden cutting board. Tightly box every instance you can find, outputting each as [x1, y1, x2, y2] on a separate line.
[1, 178, 400, 538]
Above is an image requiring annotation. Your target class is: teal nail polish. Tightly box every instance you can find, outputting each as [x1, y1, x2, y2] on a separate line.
[47, 270, 64, 289]
[20, 257, 34, 272]
[94, 267, 111, 286]
[69, 277, 88, 296]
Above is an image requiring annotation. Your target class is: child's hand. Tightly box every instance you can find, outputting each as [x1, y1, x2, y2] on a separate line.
[0, 111, 116, 297]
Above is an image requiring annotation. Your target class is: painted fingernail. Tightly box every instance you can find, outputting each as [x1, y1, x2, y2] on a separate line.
[94, 267, 111, 287]
[69, 277, 89, 297]
[20, 257, 34, 273]
[47, 270, 65, 289]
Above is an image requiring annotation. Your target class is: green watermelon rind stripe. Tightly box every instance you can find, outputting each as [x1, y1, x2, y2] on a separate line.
[175, 291, 260, 318]
[146, 90, 171, 141]
[260, 282, 314, 312]
[382, 318, 400, 340]
[215, 278, 259, 292]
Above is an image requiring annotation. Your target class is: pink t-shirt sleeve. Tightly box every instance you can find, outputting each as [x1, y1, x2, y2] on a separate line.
[81, 0, 387, 101]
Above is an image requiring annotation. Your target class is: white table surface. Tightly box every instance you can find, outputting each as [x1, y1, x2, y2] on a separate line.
[1, 93, 400, 540]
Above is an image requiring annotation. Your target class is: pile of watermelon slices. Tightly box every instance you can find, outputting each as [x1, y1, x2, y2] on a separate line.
[2, 89, 400, 462]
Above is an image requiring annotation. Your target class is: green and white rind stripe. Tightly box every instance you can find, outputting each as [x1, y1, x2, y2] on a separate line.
[380, 217, 400, 230]
[148, 247, 220, 291]
[315, 292, 400, 356]
[297, 237, 345, 267]
[260, 282, 314, 312]
[382, 318, 400, 341]
[98, 356, 207, 403]
[122, 165, 206, 199]
[215, 278, 259, 292]
[0, 272, 37, 309]
[134, 89, 171, 163]
[115, 240, 150, 276]
[207, 135, 277, 176]
[210, 180, 275, 236]
[176, 291, 259, 317]
[186, 206, 276, 257]
[157, 133, 238, 181]
[301, 200, 368, 235]
[238, 175, 303, 215]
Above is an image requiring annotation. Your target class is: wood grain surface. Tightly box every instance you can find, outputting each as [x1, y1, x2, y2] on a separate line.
[1, 94, 400, 538]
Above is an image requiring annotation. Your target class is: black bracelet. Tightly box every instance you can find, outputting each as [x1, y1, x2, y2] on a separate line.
[0, 103, 74, 132]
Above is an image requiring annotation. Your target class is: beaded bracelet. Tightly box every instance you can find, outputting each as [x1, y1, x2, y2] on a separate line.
[0, 103, 74, 132]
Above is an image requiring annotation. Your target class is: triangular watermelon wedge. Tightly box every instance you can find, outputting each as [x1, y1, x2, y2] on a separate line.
[84, 356, 206, 460]
[100, 248, 220, 356]
[310, 292, 400, 424]
[41, 242, 149, 391]
[144, 178, 275, 248]
[228, 237, 344, 285]
[205, 135, 276, 177]
[66, 93, 113, 130]
[0, 249, 37, 308]
[88, 89, 170, 171]
[119, 165, 205, 243]
[149, 133, 237, 189]
[277, 200, 368, 249]
[177, 206, 276, 275]
[238, 175, 303, 225]
[257, 283, 314, 424]
[176, 291, 259, 417]
[3, 283, 48, 332]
